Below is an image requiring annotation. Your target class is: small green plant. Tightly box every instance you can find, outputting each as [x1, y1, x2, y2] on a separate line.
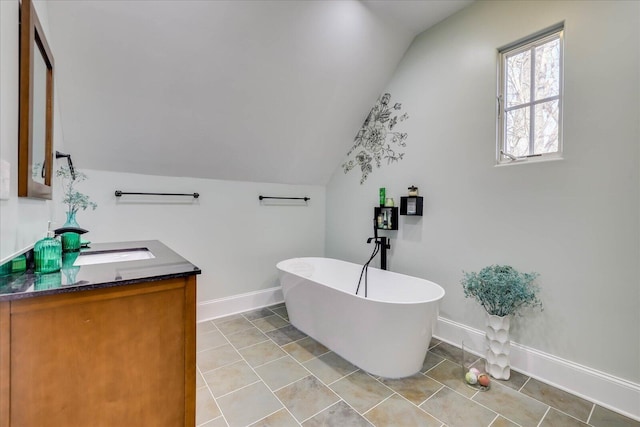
[56, 166, 97, 214]
[461, 265, 542, 317]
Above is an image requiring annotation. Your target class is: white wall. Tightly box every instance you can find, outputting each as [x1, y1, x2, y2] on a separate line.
[0, 0, 65, 262]
[1, 0, 326, 304]
[56, 170, 325, 303]
[326, 0, 639, 387]
[45, 0, 416, 186]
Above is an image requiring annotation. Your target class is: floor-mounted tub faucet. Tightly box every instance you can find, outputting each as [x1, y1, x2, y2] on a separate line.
[357, 220, 391, 297]
[367, 219, 390, 270]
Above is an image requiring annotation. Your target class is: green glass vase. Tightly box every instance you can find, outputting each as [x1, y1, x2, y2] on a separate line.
[61, 211, 81, 252]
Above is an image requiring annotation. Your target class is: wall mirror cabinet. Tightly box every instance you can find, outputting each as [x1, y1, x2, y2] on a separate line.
[18, 0, 54, 199]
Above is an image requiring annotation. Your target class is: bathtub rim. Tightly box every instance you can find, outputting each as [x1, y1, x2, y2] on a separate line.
[277, 256, 445, 305]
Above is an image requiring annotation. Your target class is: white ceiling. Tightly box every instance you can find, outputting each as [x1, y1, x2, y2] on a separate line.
[46, 0, 472, 185]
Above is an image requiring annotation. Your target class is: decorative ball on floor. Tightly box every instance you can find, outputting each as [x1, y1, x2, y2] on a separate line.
[478, 373, 491, 387]
[465, 368, 491, 389]
[465, 371, 478, 384]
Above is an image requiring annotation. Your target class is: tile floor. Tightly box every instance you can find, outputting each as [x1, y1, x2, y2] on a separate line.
[196, 304, 639, 427]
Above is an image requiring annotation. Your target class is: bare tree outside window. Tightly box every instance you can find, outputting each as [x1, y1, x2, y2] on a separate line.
[498, 27, 563, 163]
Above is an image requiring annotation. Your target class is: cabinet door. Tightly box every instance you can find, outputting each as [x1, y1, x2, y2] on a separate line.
[0, 302, 9, 427]
[8, 278, 195, 427]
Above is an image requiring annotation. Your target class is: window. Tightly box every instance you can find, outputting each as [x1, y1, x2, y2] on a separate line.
[497, 25, 564, 164]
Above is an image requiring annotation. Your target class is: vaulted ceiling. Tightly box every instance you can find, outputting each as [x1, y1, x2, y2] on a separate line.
[46, 0, 472, 185]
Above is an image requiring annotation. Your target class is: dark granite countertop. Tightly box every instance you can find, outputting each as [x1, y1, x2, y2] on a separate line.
[0, 240, 200, 301]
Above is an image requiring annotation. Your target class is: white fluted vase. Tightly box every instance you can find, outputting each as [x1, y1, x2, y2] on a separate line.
[485, 314, 511, 380]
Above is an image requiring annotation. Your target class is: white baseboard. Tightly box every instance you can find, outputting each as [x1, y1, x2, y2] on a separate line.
[434, 316, 640, 421]
[197, 286, 284, 321]
[196, 290, 639, 421]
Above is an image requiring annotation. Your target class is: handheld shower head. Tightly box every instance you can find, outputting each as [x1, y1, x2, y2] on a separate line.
[367, 218, 379, 244]
[373, 218, 378, 240]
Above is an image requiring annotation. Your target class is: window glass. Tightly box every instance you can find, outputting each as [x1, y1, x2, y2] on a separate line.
[498, 26, 563, 163]
[506, 50, 530, 108]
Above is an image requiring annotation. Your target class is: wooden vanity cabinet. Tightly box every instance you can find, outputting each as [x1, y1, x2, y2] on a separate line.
[0, 276, 196, 427]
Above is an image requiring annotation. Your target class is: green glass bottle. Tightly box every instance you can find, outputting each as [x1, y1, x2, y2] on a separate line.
[34, 222, 62, 274]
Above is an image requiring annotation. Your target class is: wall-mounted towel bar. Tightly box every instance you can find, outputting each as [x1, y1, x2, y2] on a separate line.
[115, 190, 199, 199]
[259, 196, 310, 202]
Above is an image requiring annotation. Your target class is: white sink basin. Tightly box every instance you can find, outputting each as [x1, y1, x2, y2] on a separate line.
[73, 249, 155, 266]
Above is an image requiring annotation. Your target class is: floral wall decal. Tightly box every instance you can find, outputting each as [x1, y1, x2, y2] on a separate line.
[342, 93, 409, 184]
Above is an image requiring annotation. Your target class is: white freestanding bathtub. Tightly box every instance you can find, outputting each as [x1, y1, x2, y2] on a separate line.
[277, 257, 445, 378]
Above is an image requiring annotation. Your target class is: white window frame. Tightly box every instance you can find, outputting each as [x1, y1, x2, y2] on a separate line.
[497, 24, 564, 165]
